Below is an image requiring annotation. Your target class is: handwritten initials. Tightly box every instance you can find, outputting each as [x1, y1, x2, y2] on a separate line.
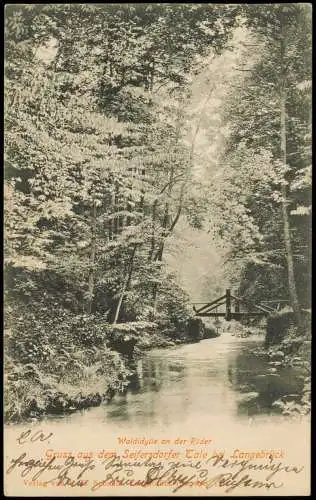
[17, 430, 53, 445]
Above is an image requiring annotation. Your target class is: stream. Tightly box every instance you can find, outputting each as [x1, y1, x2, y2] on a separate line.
[4, 331, 310, 497]
[47, 330, 305, 429]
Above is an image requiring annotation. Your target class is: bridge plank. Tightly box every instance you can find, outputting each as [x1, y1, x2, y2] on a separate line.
[253, 304, 273, 313]
[195, 312, 226, 317]
[193, 290, 271, 319]
[195, 312, 267, 318]
[193, 294, 227, 314]
[200, 300, 226, 313]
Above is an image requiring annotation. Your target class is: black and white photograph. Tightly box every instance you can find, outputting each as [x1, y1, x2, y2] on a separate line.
[4, 3, 312, 496]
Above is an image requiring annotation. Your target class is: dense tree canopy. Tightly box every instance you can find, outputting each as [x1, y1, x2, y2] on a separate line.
[206, 4, 311, 316]
[4, 4, 311, 423]
[5, 4, 241, 322]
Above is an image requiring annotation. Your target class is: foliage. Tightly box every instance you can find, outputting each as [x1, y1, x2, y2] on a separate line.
[4, 303, 132, 422]
[4, 4, 239, 421]
[207, 5, 311, 314]
[5, 3, 238, 323]
[4, 5, 310, 422]
[266, 325, 311, 417]
[265, 310, 296, 347]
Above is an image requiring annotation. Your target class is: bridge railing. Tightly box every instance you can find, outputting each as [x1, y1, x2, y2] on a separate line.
[193, 290, 288, 321]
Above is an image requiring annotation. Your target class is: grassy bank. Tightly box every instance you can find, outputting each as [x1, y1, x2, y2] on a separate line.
[4, 313, 129, 423]
[244, 310, 312, 418]
[263, 310, 311, 418]
[4, 305, 191, 423]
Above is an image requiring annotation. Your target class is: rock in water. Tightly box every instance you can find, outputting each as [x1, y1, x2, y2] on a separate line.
[270, 350, 285, 361]
[236, 392, 259, 403]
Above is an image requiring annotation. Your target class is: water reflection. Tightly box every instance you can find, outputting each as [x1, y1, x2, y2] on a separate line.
[98, 333, 304, 427]
[228, 347, 304, 416]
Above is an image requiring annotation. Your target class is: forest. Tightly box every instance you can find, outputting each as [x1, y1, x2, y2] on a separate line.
[4, 4, 311, 422]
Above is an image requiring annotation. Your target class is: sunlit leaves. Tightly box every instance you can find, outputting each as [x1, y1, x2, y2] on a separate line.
[211, 4, 312, 307]
[5, 3, 240, 324]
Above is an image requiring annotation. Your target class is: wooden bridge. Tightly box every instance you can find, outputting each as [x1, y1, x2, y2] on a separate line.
[193, 289, 287, 321]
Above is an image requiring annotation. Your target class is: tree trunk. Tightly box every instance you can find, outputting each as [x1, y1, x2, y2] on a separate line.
[113, 244, 138, 324]
[151, 200, 169, 307]
[152, 201, 170, 260]
[150, 59, 155, 92]
[148, 199, 158, 261]
[85, 200, 97, 314]
[280, 88, 301, 327]
[140, 168, 145, 213]
[279, 23, 301, 328]
[113, 181, 119, 235]
[113, 281, 127, 326]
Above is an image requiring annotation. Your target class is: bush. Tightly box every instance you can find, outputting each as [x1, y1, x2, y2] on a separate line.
[4, 302, 132, 423]
[263, 309, 311, 418]
[265, 310, 296, 347]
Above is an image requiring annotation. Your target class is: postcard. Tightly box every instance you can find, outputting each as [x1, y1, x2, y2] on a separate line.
[4, 3, 311, 496]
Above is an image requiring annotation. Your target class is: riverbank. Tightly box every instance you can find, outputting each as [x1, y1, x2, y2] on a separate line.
[213, 317, 311, 418]
[262, 338, 311, 418]
[235, 315, 311, 418]
[4, 316, 197, 424]
[5, 311, 310, 424]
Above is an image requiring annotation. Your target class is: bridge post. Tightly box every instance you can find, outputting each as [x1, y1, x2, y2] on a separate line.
[234, 298, 240, 313]
[225, 289, 231, 321]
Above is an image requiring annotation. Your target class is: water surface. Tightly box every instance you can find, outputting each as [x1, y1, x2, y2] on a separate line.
[75, 332, 304, 428]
